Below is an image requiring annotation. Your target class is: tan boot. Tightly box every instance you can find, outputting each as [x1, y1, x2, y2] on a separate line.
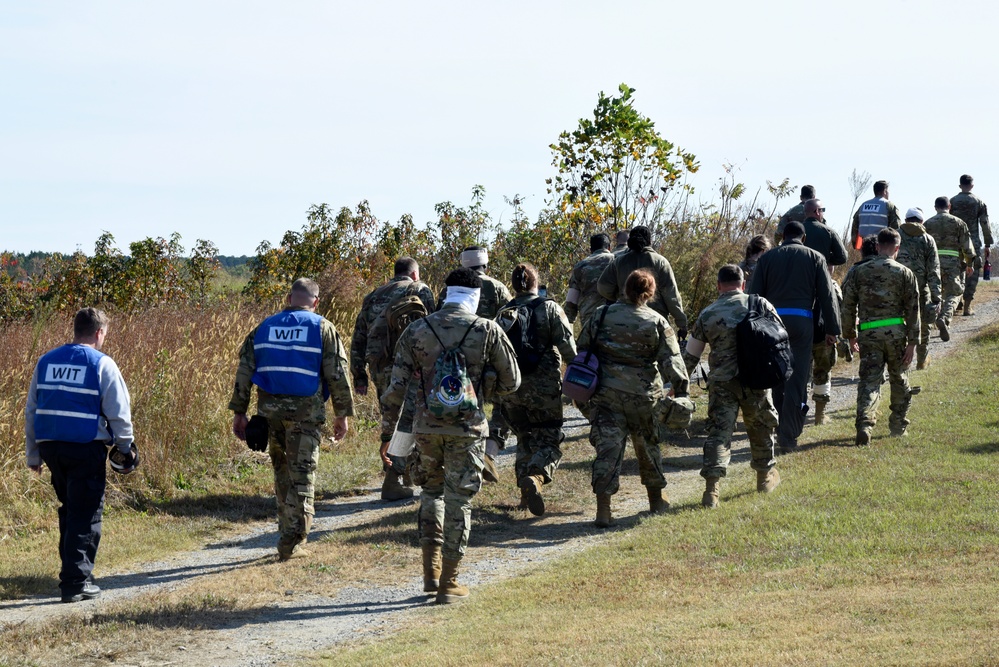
[813, 400, 827, 425]
[421, 543, 442, 593]
[518, 474, 546, 516]
[594, 493, 614, 528]
[647, 487, 669, 514]
[435, 558, 469, 604]
[916, 350, 930, 370]
[963, 299, 975, 316]
[381, 471, 415, 501]
[757, 468, 781, 493]
[702, 477, 720, 508]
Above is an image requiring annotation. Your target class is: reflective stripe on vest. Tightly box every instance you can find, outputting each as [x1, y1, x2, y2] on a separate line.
[857, 197, 890, 237]
[858, 317, 905, 331]
[937, 249, 960, 257]
[251, 310, 324, 396]
[775, 308, 812, 318]
[34, 344, 104, 443]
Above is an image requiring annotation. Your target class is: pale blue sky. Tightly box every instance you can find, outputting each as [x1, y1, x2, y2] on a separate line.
[2, 1, 996, 256]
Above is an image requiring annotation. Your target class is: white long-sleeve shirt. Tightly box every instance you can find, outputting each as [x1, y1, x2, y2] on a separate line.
[25, 350, 134, 466]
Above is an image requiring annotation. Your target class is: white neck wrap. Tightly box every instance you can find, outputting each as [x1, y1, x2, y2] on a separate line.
[444, 286, 480, 314]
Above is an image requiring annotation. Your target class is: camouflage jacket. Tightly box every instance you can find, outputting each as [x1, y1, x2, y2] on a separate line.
[775, 202, 806, 243]
[380, 303, 520, 437]
[685, 290, 782, 383]
[749, 239, 841, 336]
[841, 254, 875, 293]
[840, 256, 920, 342]
[565, 249, 614, 325]
[499, 293, 576, 402]
[576, 301, 689, 398]
[436, 272, 513, 319]
[924, 211, 975, 266]
[896, 222, 942, 304]
[597, 248, 688, 330]
[350, 277, 436, 390]
[803, 217, 849, 268]
[950, 192, 992, 246]
[229, 307, 354, 422]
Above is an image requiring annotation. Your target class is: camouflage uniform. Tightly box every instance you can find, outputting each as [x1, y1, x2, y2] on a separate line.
[683, 291, 779, 478]
[840, 257, 920, 436]
[380, 303, 520, 560]
[564, 249, 614, 328]
[597, 248, 688, 331]
[896, 222, 942, 361]
[229, 308, 354, 553]
[775, 201, 806, 244]
[438, 272, 514, 448]
[950, 191, 992, 305]
[924, 211, 975, 325]
[803, 216, 848, 412]
[576, 302, 689, 496]
[497, 295, 577, 486]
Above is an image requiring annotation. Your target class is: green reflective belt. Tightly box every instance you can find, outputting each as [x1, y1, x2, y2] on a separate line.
[937, 249, 960, 257]
[859, 317, 905, 331]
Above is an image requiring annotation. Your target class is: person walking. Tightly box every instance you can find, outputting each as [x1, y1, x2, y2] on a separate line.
[350, 257, 436, 500]
[950, 175, 991, 316]
[749, 221, 839, 453]
[230, 278, 354, 561]
[564, 233, 615, 329]
[895, 207, 942, 369]
[683, 265, 781, 508]
[496, 264, 576, 516]
[924, 196, 975, 341]
[851, 180, 902, 249]
[25, 307, 138, 602]
[775, 184, 816, 244]
[578, 269, 690, 527]
[840, 228, 920, 444]
[381, 268, 520, 603]
[738, 235, 770, 288]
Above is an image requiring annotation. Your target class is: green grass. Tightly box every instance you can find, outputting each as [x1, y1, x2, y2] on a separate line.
[315, 326, 999, 666]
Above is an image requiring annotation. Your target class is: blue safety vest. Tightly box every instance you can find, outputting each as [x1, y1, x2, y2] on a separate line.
[34, 344, 105, 443]
[251, 310, 324, 396]
[857, 197, 890, 238]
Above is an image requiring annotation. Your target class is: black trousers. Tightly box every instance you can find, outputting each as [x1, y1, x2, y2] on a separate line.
[771, 316, 813, 447]
[39, 440, 107, 595]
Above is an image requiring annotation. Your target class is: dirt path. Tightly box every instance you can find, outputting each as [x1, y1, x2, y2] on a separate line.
[3, 284, 996, 666]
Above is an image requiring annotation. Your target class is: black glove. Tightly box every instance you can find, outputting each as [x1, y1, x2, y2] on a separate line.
[245, 415, 270, 452]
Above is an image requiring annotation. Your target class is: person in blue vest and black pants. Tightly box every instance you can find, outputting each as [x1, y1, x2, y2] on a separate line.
[25, 307, 137, 603]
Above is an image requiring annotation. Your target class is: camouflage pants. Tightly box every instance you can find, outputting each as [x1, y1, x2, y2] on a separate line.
[268, 419, 322, 550]
[917, 300, 936, 358]
[373, 368, 416, 460]
[703, 380, 778, 479]
[811, 341, 836, 405]
[500, 390, 564, 485]
[488, 408, 511, 450]
[963, 236, 985, 303]
[415, 433, 484, 561]
[939, 259, 966, 324]
[588, 389, 665, 496]
[856, 334, 912, 433]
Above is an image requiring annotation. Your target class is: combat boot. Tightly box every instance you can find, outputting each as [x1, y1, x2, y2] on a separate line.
[813, 400, 827, 425]
[594, 493, 614, 528]
[757, 468, 781, 493]
[956, 300, 964, 314]
[381, 471, 415, 501]
[518, 474, 546, 516]
[436, 558, 469, 604]
[421, 543, 442, 593]
[935, 316, 949, 342]
[702, 477, 720, 508]
[647, 487, 669, 514]
[482, 454, 500, 484]
[889, 427, 908, 437]
[963, 299, 975, 316]
[855, 429, 871, 446]
[916, 348, 930, 370]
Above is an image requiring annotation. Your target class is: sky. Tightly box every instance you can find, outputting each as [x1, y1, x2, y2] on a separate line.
[2, 1, 997, 257]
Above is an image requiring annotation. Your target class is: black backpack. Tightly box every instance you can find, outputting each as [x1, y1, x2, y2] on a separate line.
[736, 294, 794, 390]
[496, 296, 550, 375]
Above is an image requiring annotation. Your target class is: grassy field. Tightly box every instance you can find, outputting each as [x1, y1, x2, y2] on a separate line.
[315, 326, 999, 666]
